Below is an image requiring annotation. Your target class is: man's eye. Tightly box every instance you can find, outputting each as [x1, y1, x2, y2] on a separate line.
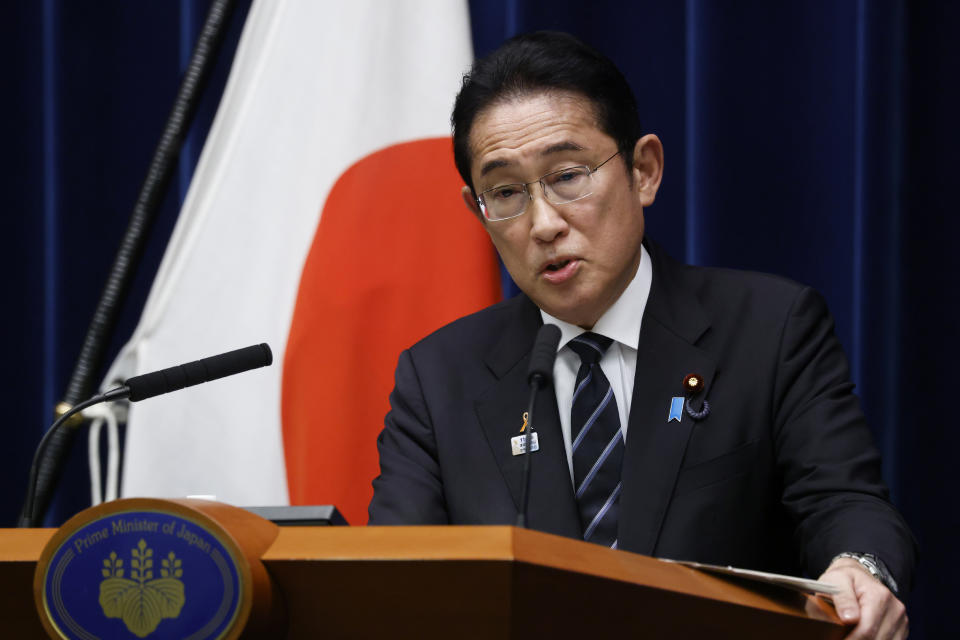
[493, 186, 521, 200]
[550, 168, 587, 184]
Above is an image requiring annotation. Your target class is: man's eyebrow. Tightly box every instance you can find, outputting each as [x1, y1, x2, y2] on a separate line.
[480, 159, 509, 177]
[479, 141, 586, 178]
[541, 141, 585, 156]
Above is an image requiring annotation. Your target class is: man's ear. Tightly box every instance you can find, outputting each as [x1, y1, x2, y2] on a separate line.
[631, 134, 664, 207]
[461, 185, 486, 224]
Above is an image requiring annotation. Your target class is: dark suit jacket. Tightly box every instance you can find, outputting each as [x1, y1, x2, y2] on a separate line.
[369, 240, 917, 592]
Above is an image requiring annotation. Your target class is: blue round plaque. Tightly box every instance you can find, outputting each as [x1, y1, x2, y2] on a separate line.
[41, 509, 244, 639]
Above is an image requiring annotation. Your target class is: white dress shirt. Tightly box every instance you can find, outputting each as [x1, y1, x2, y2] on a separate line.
[540, 245, 652, 482]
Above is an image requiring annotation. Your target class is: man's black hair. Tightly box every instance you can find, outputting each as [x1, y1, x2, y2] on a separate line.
[452, 31, 642, 193]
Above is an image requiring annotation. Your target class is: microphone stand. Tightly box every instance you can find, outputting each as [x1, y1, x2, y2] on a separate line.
[516, 374, 545, 529]
[18, 387, 130, 528]
[515, 323, 559, 529]
[19, 342, 271, 527]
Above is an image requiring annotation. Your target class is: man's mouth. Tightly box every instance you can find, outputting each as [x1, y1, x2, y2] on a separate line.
[544, 259, 572, 272]
[540, 257, 580, 283]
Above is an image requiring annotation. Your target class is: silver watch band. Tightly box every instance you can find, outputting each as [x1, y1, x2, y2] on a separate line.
[834, 552, 899, 594]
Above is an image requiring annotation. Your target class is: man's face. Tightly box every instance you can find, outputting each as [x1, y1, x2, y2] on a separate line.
[463, 92, 662, 329]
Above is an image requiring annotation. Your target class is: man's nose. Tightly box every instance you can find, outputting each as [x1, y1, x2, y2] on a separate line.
[527, 186, 568, 243]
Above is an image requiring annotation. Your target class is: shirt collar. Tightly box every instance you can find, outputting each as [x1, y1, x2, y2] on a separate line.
[540, 244, 652, 351]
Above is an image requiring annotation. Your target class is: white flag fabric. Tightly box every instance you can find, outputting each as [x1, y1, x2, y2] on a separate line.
[105, 0, 499, 525]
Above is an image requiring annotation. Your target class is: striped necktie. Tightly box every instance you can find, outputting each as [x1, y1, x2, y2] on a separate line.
[568, 332, 624, 548]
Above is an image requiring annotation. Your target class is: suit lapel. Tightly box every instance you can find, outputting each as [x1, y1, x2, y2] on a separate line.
[474, 296, 581, 539]
[618, 242, 717, 556]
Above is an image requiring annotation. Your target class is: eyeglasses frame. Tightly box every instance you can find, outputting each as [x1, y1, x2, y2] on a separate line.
[476, 150, 622, 222]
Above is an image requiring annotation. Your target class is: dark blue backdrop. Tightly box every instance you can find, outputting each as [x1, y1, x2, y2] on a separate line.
[3, 2, 957, 637]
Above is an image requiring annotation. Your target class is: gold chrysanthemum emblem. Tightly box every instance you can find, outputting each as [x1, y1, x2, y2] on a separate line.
[683, 373, 705, 394]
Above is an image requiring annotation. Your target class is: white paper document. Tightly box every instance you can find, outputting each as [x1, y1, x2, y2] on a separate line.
[660, 559, 842, 596]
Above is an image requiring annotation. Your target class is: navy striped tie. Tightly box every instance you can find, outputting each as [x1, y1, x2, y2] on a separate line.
[568, 333, 623, 548]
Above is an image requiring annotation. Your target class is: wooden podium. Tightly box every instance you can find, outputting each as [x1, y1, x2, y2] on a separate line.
[1, 500, 845, 639]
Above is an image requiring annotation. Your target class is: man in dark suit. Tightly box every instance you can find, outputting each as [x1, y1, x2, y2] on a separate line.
[369, 32, 915, 639]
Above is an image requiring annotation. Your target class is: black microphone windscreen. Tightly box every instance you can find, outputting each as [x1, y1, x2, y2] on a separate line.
[527, 324, 561, 385]
[126, 343, 273, 402]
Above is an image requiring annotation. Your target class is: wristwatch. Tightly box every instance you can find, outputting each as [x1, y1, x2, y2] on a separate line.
[834, 552, 899, 594]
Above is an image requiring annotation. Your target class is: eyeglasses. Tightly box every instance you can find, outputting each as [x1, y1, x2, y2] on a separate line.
[476, 151, 622, 221]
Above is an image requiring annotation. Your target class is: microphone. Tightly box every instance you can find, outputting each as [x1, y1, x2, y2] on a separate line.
[125, 343, 272, 401]
[527, 324, 560, 386]
[18, 343, 273, 528]
[516, 324, 561, 528]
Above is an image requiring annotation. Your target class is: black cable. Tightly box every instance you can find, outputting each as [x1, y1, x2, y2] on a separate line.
[64, 0, 239, 406]
[33, 0, 240, 526]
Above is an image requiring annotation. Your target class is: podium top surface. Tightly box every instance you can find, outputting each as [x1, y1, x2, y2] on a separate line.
[262, 525, 839, 623]
[0, 528, 54, 561]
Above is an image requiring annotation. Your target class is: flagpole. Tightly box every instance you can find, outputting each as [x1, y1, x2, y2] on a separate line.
[25, 0, 241, 526]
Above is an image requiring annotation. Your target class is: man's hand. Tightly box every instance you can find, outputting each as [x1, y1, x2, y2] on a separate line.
[819, 558, 908, 639]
